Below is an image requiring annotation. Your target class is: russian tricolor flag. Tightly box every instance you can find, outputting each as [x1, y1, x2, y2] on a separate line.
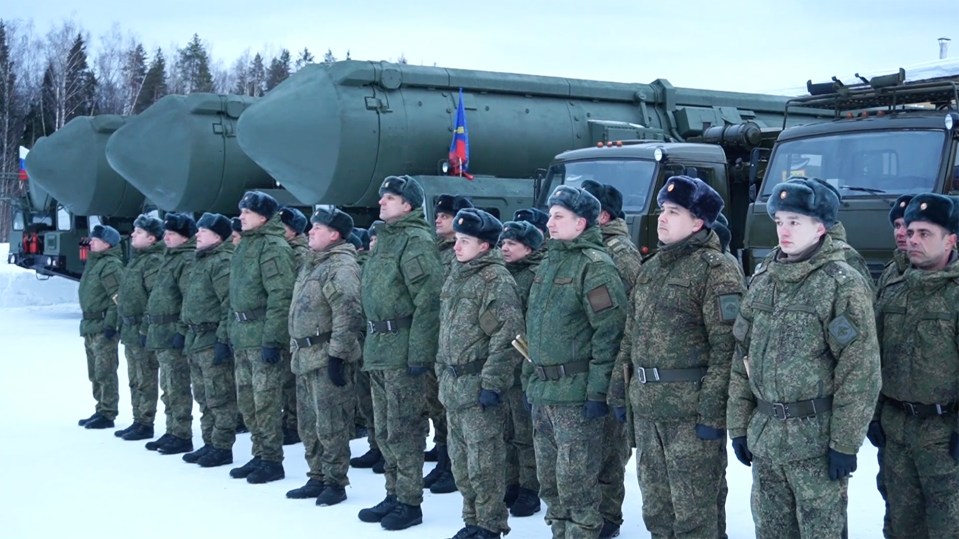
[19, 146, 28, 181]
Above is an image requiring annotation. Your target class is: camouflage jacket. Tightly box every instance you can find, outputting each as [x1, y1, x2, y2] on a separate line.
[610, 230, 744, 427]
[506, 248, 545, 312]
[361, 208, 444, 370]
[524, 226, 627, 405]
[182, 240, 233, 354]
[289, 241, 363, 376]
[78, 244, 124, 336]
[117, 241, 164, 345]
[288, 233, 312, 273]
[437, 236, 456, 277]
[600, 218, 642, 295]
[437, 248, 524, 412]
[876, 249, 909, 296]
[727, 235, 881, 462]
[145, 239, 196, 350]
[876, 256, 959, 429]
[228, 215, 295, 350]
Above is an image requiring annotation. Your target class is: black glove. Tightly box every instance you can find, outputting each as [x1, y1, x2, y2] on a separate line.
[866, 420, 885, 448]
[171, 333, 185, 350]
[261, 345, 281, 364]
[328, 357, 347, 387]
[103, 327, 116, 340]
[583, 400, 609, 420]
[950, 432, 959, 464]
[213, 342, 232, 365]
[478, 389, 500, 410]
[828, 448, 857, 481]
[695, 424, 726, 441]
[613, 406, 627, 424]
[138, 334, 147, 347]
[406, 364, 428, 377]
[732, 436, 752, 467]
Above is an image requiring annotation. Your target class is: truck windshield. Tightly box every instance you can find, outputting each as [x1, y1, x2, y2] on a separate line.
[546, 159, 657, 212]
[761, 130, 944, 198]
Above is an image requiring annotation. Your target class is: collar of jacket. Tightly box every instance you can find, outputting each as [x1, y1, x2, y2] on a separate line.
[893, 248, 909, 274]
[507, 247, 545, 272]
[828, 221, 849, 243]
[766, 235, 845, 283]
[288, 233, 308, 250]
[88, 242, 124, 263]
[451, 246, 505, 279]
[243, 214, 286, 239]
[546, 226, 605, 253]
[381, 207, 431, 237]
[195, 239, 233, 260]
[313, 240, 355, 265]
[905, 250, 959, 289]
[133, 240, 165, 258]
[600, 218, 630, 243]
[165, 237, 197, 255]
[655, 228, 717, 266]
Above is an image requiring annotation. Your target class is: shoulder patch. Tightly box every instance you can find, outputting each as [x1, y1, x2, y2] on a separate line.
[828, 313, 860, 346]
[822, 262, 853, 284]
[717, 293, 742, 323]
[402, 255, 426, 282]
[587, 284, 614, 313]
[479, 309, 501, 336]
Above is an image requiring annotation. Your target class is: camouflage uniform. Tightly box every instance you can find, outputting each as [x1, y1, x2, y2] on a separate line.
[426, 236, 456, 448]
[353, 250, 377, 453]
[145, 238, 196, 440]
[362, 207, 443, 507]
[830, 222, 874, 291]
[182, 239, 236, 451]
[525, 226, 627, 539]
[875, 256, 959, 537]
[290, 240, 362, 486]
[877, 249, 909, 293]
[229, 215, 295, 464]
[283, 233, 311, 435]
[609, 230, 744, 538]
[727, 236, 881, 539]
[117, 241, 164, 427]
[78, 243, 124, 421]
[438, 248, 524, 535]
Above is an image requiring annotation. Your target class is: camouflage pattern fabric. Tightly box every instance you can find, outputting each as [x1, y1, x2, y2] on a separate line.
[353, 249, 375, 448]
[181, 240, 232, 354]
[876, 249, 909, 295]
[600, 217, 642, 294]
[751, 454, 847, 538]
[296, 367, 355, 485]
[78, 244, 123, 419]
[426, 235, 457, 446]
[83, 334, 119, 420]
[157, 348, 193, 439]
[370, 369, 426, 505]
[506, 248, 544, 313]
[144, 238, 195, 350]
[448, 405, 510, 534]
[829, 222, 875, 291]
[189, 346, 237, 449]
[234, 347, 286, 462]
[283, 233, 312, 432]
[288, 233, 312, 273]
[125, 345, 159, 426]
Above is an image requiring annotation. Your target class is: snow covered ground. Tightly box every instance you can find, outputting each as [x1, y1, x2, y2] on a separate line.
[0, 243, 885, 538]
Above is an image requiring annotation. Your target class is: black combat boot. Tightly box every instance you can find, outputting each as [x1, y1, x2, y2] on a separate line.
[599, 519, 621, 538]
[145, 433, 175, 451]
[427, 446, 457, 494]
[472, 527, 502, 539]
[353, 424, 368, 440]
[423, 443, 450, 488]
[78, 412, 99, 427]
[350, 447, 383, 468]
[282, 427, 300, 445]
[229, 456, 262, 478]
[182, 444, 212, 463]
[509, 487, 541, 517]
[84, 415, 115, 429]
[123, 423, 154, 441]
[286, 477, 325, 499]
[503, 483, 520, 506]
[114, 423, 138, 438]
[358, 494, 397, 523]
[380, 502, 423, 531]
[158, 436, 193, 455]
[315, 483, 347, 506]
[424, 444, 439, 462]
[197, 447, 233, 468]
[449, 525, 480, 539]
[372, 457, 385, 474]
[246, 460, 284, 484]
[235, 420, 249, 434]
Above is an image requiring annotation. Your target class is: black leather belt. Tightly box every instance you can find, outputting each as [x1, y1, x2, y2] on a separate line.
[121, 315, 142, 325]
[634, 366, 707, 384]
[187, 322, 218, 334]
[440, 360, 484, 377]
[144, 313, 178, 324]
[233, 308, 266, 322]
[534, 359, 589, 381]
[290, 332, 332, 352]
[366, 316, 413, 334]
[885, 397, 958, 418]
[82, 310, 106, 320]
[756, 396, 833, 420]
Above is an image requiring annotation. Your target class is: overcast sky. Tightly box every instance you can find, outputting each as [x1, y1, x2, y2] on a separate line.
[4, 0, 957, 93]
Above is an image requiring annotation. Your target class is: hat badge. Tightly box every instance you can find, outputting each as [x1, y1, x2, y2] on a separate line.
[779, 191, 788, 200]
[667, 183, 675, 192]
[920, 202, 928, 210]
[899, 201, 907, 208]
[458, 218, 464, 225]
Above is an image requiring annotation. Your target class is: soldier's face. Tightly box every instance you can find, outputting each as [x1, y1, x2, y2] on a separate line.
[369, 235, 378, 251]
[231, 231, 242, 246]
[501, 238, 532, 263]
[906, 222, 957, 270]
[195, 228, 221, 250]
[454, 233, 490, 262]
[283, 224, 297, 241]
[379, 193, 411, 223]
[89, 237, 111, 253]
[239, 208, 267, 231]
[657, 202, 703, 245]
[164, 230, 189, 249]
[547, 206, 586, 241]
[308, 223, 338, 252]
[435, 212, 455, 237]
[774, 211, 825, 255]
[893, 218, 908, 250]
[130, 227, 156, 250]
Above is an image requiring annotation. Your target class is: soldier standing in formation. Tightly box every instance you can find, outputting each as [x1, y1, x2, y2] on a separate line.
[114, 215, 165, 441]
[525, 185, 627, 538]
[77, 224, 124, 430]
[279, 205, 309, 446]
[727, 177, 880, 538]
[230, 217, 242, 247]
[872, 193, 959, 537]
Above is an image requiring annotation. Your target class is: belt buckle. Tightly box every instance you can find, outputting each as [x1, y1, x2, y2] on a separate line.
[446, 365, 459, 377]
[637, 368, 646, 384]
[234, 312, 247, 322]
[367, 320, 376, 334]
[290, 338, 299, 352]
[534, 365, 547, 381]
[904, 402, 919, 416]
[936, 403, 946, 415]
[637, 367, 659, 384]
[772, 402, 788, 421]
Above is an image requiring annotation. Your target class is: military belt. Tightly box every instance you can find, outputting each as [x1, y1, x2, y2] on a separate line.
[756, 396, 833, 421]
[886, 397, 958, 418]
[534, 359, 590, 381]
[440, 360, 484, 377]
[82, 310, 107, 321]
[143, 314, 178, 324]
[233, 308, 267, 323]
[290, 332, 332, 352]
[121, 315, 142, 325]
[187, 322, 218, 334]
[634, 366, 707, 384]
[366, 316, 413, 334]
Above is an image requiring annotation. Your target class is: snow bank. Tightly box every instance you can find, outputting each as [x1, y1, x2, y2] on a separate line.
[0, 243, 79, 307]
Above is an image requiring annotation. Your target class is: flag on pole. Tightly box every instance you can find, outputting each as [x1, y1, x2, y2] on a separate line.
[18, 146, 29, 181]
[448, 88, 473, 180]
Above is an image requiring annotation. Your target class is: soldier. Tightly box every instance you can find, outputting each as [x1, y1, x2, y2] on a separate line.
[76, 224, 124, 430]
[368, 220, 382, 251]
[609, 176, 744, 538]
[114, 215, 165, 441]
[525, 185, 627, 538]
[285, 207, 362, 506]
[439, 208, 524, 539]
[143, 213, 197, 455]
[228, 191, 295, 485]
[357, 175, 443, 531]
[582, 179, 642, 539]
[872, 193, 959, 537]
[230, 217, 242, 247]
[280, 205, 309, 446]
[727, 177, 881, 538]
[180, 213, 238, 468]
[514, 207, 549, 237]
[499, 219, 544, 518]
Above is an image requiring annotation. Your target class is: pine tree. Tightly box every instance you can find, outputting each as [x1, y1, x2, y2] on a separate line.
[247, 53, 265, 97]
[294, 47, 314, 71]
[121, 42, 147, 115]
[0, 20, 17, 173]
[134, 48, 166, 113]
[265, 49, 290, 91]
[323, 49, 336, 64]
[62, 33, 97, 123]
[175, 34, 213, 94]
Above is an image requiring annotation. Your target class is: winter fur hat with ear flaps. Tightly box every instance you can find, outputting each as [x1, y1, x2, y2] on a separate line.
[766, 177, 840, 227]
[238, 190, 279, 220]
[347, 231, 362, 249]
[434, 194, 474, 217]
[279, 206, 307, 235]
[311, 207, 354, 239]
[513, 207, 549, 235]
[713, 212, 732, 252]
[196, 212, 233, 242]
[368, 220, 384, 238]
[133, 214, 164, 240]
[379, 175, 425, 209]
[903, 193, 959, 234]
[353, 227, 371, 250]
[889, 194, 915, 225]
[657, 175, 724, 228]
[231, 217, 242, 233]
[547, 185, 601, 227]
[500, 220, 545, 251]
[164, 212, 197, 239]
[453, 208, 504, 247]
[91, 224, 121, 247]
[581, 180, 624, 220]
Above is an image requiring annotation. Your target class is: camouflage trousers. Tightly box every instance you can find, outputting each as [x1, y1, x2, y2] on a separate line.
[188, 347, 238, 450]
[882, 407, 959, 538]
[533, 403, 605, 539]
[354, 362, 377, 450]
[281, 349, 297, 431]
[751, 454, 846, 539]
[296, 365, 355, 486]
[599, 415, 629, 527]
[504, 385, 539, 491]
[634, 418, 725, 538]
[448, 403, 510, 535]
[424, 369, 448, 446]
[123, 343, 159, 426]
[156, 348, 193, 439]
[234, 347, 285, 462]
[370, 368, 426, 505]
[876, 445, 891, 538]
[83, 334, 119, 420]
